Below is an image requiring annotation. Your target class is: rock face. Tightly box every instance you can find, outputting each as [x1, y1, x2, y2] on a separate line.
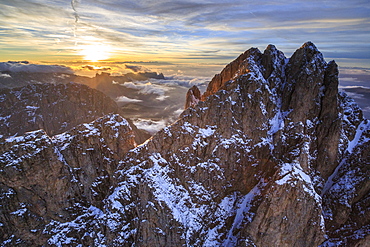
[0, 42, 369, 246]
[0, 114, 135, 246]
[0, 82, 149, 144]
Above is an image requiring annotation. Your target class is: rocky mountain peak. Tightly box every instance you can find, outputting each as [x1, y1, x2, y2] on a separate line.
[199, 41, 327, 105]
[174, 42, 368, 246]
[185, 85, 201, 109]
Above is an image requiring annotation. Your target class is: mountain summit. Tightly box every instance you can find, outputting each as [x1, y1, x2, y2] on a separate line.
[1, 42, 369, 246]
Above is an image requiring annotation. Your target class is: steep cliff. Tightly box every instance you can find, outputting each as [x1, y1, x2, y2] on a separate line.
[0, 43, 368, 246]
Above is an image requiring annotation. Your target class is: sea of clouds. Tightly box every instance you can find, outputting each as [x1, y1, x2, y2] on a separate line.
[0, 61, 73, 74]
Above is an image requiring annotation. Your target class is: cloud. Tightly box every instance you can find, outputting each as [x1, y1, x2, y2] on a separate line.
[339, 67, 370, 88]
[155, 95, 169, 101]
[132, 108, 184, 134]
[82, 65, 97, 70]
[133, 118, 167, 135]
[125, 64, 150, 73]
[0, 73, 11, 78]
[341, 91, 365, 100]
[115, 96, 143, 103]
[0, 61, 73, 74]
[1, 0, 369, 68]
[134, 75, 210, 93]
[81, 65, 111, 71]
[122, 81, 168, 98]
[71, 0, 80, 24]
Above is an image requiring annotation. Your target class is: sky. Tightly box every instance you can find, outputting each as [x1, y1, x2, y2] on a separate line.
[0, 0, 369, 77]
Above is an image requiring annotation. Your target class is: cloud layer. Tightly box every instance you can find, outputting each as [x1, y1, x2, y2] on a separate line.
[0, 61, 73, 74]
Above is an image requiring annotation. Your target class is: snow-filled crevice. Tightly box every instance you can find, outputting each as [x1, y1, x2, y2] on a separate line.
[223, 181, 266, 246]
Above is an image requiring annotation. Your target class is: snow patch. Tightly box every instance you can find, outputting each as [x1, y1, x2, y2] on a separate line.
[276, 162, 321, 203]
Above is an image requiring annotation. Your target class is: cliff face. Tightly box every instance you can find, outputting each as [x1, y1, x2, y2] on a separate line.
[0, 42, 368, 246]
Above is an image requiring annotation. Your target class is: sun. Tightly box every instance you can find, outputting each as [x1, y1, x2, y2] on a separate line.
[79, 44, 111, 62]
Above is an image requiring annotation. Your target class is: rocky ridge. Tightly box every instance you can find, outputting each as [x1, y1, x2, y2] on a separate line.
[0, 42, 369, 246]
[0, 114, 135, 246]
[0, 82, 149, 144]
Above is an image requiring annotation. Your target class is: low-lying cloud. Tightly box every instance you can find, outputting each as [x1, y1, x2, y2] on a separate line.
[82, 65, 112, 71]
[122, 81, 169, 100]
[125, 64, 150, 73]
[0, 61, 73, 74]
[133, 118, 168, 135]
[116, 96, 143, 103]
[0, 73, 11, 78]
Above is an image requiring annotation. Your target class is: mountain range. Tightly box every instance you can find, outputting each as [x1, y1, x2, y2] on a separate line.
[0, 42, 369, 246]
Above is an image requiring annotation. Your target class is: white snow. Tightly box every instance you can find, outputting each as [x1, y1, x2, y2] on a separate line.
[346, 120, 369, 153]
[82, 123, 100, 137]
[198, 126, 216, 138]
[10, 208, 27, 216]
[182, 121, 195, 134]
[25, 105, 39, 110]
[269, 109, 284, 135]
[276, 162, 321, 203]
[223, 182, 265, 246]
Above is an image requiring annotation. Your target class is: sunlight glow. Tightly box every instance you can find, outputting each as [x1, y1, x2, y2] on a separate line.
[78, 44, 112, 62]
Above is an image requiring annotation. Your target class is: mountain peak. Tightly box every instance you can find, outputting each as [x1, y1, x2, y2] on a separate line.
[265, 43, 278, 51]
[197, 42, 328, 108]
[301, 41, 317, 50]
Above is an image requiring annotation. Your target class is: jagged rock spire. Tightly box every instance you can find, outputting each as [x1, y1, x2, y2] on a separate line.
[185, 85, 201, 109]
